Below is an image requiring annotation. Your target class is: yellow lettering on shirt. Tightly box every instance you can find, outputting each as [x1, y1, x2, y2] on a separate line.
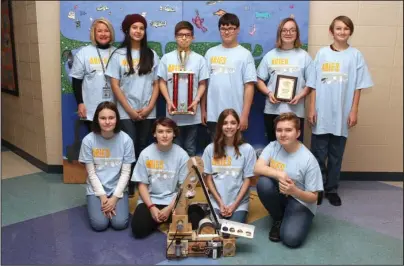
[212, 156, 232, 166]
[210, 56, 227, 65]
[322, 62, 340, 72]
[146, 160, 164, 170]
[271, 58, 289, 65]
[92, 148, 111, 158]
[269, 158, 285, 171]
[88, 57, 109, 65]
[121, 58, 140, 67]
[168, 64, 182, 72]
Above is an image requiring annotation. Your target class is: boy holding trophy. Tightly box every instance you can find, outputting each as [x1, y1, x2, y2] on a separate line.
[158, 21, 209, 156]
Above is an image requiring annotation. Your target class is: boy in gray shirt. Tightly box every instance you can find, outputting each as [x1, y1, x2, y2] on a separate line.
[158, 21, 209, 156]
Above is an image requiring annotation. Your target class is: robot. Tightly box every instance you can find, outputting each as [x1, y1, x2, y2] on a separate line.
[166, 157, 255, 259]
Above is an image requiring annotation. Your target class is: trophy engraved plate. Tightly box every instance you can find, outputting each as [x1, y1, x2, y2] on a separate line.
[171, 50, 195, 115]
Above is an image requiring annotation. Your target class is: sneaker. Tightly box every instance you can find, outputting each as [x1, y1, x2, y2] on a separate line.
[269, 220, 282, 242]
[326, 192, 341, 206]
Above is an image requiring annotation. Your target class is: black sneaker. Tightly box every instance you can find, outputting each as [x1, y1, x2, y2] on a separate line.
[269, 220, 282, 242]
[326, 192, 341, 206]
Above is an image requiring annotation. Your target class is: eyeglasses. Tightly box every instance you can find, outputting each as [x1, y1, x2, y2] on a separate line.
[219, 27, 238, 33]
[176, 33, 193, 39]
[281, 28, 297, 34]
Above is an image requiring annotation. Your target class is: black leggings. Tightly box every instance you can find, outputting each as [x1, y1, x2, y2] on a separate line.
[131, 203, 172, 239]
[264, 114, 304, 143]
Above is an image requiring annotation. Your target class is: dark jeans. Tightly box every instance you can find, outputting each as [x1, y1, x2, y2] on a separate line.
[207, 122, 217, 141]
[256, 177, 314, 248]
[174, 124, 198, 156]
[311, 133, 347, 193]
[264, 114, 304, 143]
[121, 119, 155, 194]
[131, 203, 171, 238]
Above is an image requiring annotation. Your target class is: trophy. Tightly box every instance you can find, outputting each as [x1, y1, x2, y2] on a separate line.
[171, 50, 195, 115]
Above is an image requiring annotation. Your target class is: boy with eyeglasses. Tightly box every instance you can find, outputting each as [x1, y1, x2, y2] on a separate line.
[158, 21, 209, 156]
[201, 13, 257, 139]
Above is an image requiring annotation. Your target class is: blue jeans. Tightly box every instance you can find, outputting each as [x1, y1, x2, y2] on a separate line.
[174, 124, 198, 156]
[86, 193, 129, 231]
[257, 177, 314, 248]
[214, 209, 248, 223]
[311, 133, 347, 193]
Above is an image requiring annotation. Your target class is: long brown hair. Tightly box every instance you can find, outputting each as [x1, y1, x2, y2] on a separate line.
[213, 109, 244, 159]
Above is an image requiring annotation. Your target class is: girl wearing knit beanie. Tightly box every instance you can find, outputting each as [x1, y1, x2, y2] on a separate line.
[105, 14, 160, 197]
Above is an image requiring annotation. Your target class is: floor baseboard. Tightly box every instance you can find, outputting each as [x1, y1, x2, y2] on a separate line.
[2, 139, 63, 174]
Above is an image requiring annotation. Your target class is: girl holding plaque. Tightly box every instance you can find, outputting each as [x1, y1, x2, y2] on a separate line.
[70, 18, 116, 130]
[105, 14, 160, 197]
[202, 109, 257, 223]
[306, 16, 373, 206]
[256, 17, 313, 143]
[79, 101, 135, 231]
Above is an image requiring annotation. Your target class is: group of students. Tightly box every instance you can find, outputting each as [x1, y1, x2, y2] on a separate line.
[72, 12, 373, 248]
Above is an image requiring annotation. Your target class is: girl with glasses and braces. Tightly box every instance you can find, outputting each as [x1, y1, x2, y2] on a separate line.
[256, 17, 313, 144]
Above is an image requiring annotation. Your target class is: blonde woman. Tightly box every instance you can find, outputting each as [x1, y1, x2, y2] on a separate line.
[70, 18, 116, 130]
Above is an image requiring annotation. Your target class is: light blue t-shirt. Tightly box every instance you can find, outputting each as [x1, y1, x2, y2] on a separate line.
[257, 48, 312, 118]
[69, 45, 116, 121]
[204, 44, 257, 122]
[79, 131, 136, 196]
[259, 141, 323, 215]
[157, 50, 209, 126]
[306, 46, 374, 137]
[105, 48, 160, 120]
[131, 143, 190, 206]
[202, 143, 257, 212]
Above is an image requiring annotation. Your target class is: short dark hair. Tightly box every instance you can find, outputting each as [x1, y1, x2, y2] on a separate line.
[152, 117, 180, 138]
[218, 13, 240, 28]
[92, 101, 121, 134]
[175, 20, 194, 36]
[329, 15, 354, 35]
